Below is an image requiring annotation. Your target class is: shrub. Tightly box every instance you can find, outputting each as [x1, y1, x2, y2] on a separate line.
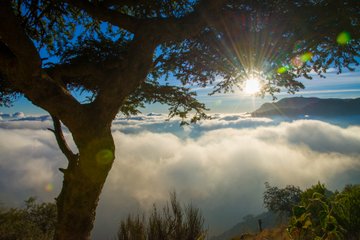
[118, 193, 206, 240]
[288, 183, 360, 240]
[0, 197, 56, 240]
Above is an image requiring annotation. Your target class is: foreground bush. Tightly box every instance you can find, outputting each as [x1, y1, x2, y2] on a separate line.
[288, 183, 360, 240]
[0, 197, 56, 240]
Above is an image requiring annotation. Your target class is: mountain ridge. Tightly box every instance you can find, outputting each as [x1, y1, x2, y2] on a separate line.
[210, 211, 281, 240]
[251, 97, 360, 117]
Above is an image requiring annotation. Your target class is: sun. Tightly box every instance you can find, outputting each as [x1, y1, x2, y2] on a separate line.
[244, 77, 261, 94]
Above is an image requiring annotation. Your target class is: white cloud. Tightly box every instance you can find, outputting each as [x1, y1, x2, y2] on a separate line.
[95, 119, 360, 238]
[0, 116, 359, 239]
[0, 118, 53, 130]
[13, 112, 25, 118]
[0, 128, 65, 205]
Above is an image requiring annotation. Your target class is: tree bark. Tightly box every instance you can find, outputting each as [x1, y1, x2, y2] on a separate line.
[54, 126, 115, 240]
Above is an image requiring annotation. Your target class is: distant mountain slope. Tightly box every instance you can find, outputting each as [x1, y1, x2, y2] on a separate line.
[210, 212, 281, 240]
[252, 97, 360, 117]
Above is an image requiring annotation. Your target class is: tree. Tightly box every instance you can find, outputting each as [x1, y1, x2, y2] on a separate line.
[0, 197, 56, 240]
[0, 0, 359, 239]
[263, 182, 302, 218]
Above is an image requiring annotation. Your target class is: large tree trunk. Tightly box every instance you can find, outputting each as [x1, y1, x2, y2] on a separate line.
[54, 127, 115, 240]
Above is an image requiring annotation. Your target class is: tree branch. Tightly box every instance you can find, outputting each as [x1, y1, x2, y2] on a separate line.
[100, 0, 134, 9]
[153, 0, 228, 42]
[49, 62, 106, 83]
[0, 0, 85, 132]
[64, 0, 227, 42]
[62, 0, 141, 33]
[48, 115, 78, 166]
[0, 0, 40, 73]
[90, 34, 157, 122]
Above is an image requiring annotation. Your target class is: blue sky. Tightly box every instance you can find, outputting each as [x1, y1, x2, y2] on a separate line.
[1, 66, 359, 115]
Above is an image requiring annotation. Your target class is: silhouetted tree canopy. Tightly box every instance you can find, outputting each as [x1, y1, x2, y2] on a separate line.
[0, 0, 359, 239]
[1, 0, 359, 113]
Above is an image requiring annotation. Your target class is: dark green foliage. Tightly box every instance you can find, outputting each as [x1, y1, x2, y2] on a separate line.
[118, 193, 206, 240]
[288, 183, 341, 239]
[0, 197, 56, 240]
[288, 183, 360, 240]
[333, 184, 360, 240]
[263, 182, 302, 217]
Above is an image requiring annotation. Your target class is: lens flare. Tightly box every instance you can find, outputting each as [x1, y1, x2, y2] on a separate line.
[291, 56, 303, 68]
[337, 31, 351, 45]
[300, 52, 313, 62]
[45, 183, 53, 192]
[213, 100, 222, 107]
[96, 149, 113, 165]
[277, 66, 289, 74]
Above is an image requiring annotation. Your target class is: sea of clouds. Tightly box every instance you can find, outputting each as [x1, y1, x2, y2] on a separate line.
[0, 112, 360, 239]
